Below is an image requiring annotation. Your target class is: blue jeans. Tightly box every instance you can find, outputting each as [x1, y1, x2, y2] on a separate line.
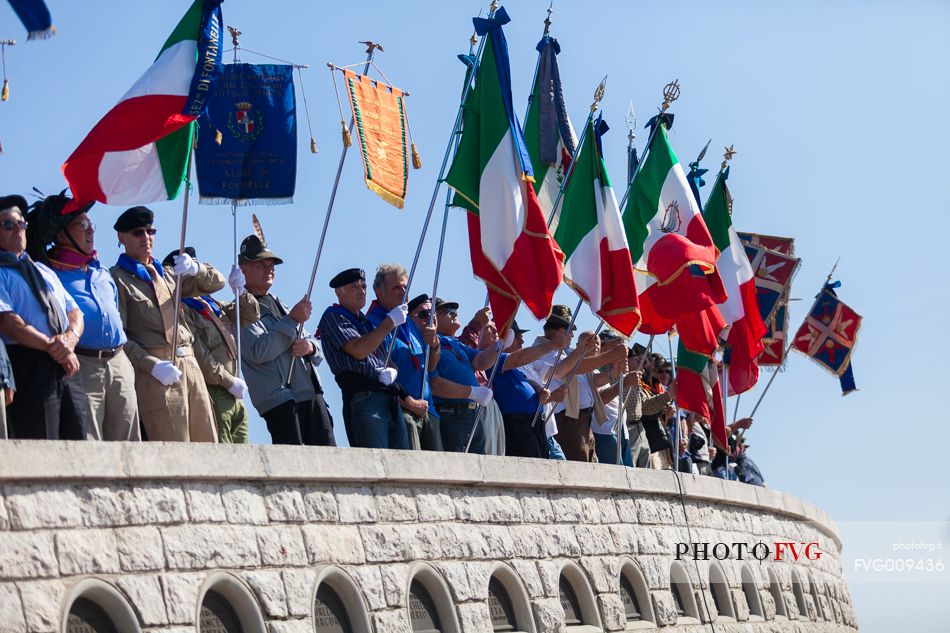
[346, 391, 407, 449]
[438, 406, 484, 454]
[547, 436, 566, 460]
[593, 432, 634, 467]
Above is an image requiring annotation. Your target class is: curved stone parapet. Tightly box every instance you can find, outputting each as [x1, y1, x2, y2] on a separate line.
[0, 441, 857, 632]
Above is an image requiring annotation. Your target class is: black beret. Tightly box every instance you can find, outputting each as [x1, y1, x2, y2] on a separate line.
[114, 206, 154, 232]
[239, 235, 283, 265]
[0, 194, 28, 216]
[511, 320, 529, 335]
[407, 293, 430, 313]
[329, 267, 365, 289]
[162, 246, 196, 268]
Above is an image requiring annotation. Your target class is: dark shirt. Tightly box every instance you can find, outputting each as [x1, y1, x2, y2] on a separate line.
[319, 305, 386, 380]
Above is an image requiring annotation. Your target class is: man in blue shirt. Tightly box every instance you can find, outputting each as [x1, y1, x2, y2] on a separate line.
[0, 194, 88, 439]
[319, 267, 410, 449]
[390, 294, 442, 451]
[26, 192, 140, 441]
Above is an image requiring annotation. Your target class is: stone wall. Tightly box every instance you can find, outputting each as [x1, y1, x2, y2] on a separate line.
[0, 441, 857, 632]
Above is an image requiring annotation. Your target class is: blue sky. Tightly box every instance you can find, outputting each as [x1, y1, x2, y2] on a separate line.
[1, 1, 948, 628]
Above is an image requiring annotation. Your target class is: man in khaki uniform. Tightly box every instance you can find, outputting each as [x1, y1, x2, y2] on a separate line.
[110, 206, 224, 442]
[163, 247, 259, 443]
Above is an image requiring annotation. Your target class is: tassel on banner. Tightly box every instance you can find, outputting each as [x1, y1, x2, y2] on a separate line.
[310, 137, 318, 153]
[341, 121, 352, 148]
[411, 142, 422, 169]
[1, 79, 8, 102]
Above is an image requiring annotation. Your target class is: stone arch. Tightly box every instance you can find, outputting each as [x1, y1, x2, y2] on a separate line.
[312, 565, 373, 633]
[740, 565, 763, 619]
[60, 578, 141, 633]
[790, 570, 809, 620]
[557, 559, 602, 630]
[708, 562, 735, 621]
[406, 562, 461, 633]
[196, 571, 266, 633]
[486, 562, 537, 633]
[668, 561, 699, 622]
[617, 557, 655, 627]
[767, 567, 787, 619]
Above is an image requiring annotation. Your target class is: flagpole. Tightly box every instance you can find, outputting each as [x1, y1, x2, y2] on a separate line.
[284, 41, 381, 386]
[615, 340, 625, 465]
[522, 3, 552, 123]
[618, 333, 655, 412]
[738, 256, 842, 440]
[229, 29, 242, 378]
[415, 25, 483, 403]
[668, 332, 680, 471]
[527, 295, 585, 430]
[379, 2, 499, 370]
[169, 135, 197, 354]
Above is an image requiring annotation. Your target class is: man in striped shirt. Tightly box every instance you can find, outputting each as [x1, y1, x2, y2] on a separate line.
[319, 267, 411, 449]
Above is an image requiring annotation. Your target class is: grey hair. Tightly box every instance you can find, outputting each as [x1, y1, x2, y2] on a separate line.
[373, 263, 408, 291]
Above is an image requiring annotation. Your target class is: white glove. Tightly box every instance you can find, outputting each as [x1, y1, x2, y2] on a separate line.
[499, 328, 515, 350]
[228, 265, 246, 293]
[378, 367, 398, 386]
[227, 376, 248, 399]
[172, 253, 200, 277]
[151, 360, 182, 386]
[468, 385, 493, 406]
[387, 304, 408, 327]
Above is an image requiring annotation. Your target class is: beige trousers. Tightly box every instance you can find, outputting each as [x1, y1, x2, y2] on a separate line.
[135, 350, 217, 442]
[77, 351, 141, 441]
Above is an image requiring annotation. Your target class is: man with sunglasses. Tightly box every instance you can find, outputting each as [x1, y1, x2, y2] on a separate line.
[110, 206, 224, 442]
[0, 194, 88, 439]
[25, 192, 140, 441]
[389, 293, 442, 451]
[319, 267, 409, 449]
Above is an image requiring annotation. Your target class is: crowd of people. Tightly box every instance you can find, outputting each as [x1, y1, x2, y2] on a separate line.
[0, 193, 764, 486]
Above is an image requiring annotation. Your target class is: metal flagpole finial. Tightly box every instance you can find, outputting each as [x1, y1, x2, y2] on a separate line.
[489, 0, 500, 12]
[625, 101, 637, 142]
[226, 26, 241, 47]
[591, 76, 607, 113]
[660, 79, 681, 111]
[696, 138, 712, 163]
[722, 144, 737, 170]
[543, 1, 554, 34]
[826, 255, 842, 283]
[0, 40, 15, 46]
[360, 40, 384, 55]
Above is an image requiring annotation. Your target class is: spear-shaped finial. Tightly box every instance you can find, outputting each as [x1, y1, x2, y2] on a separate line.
[543, 1, 554, 34]
[489, 0, 499, 13]
[660, 79, 680, 111]
[696, 138, 712, 163]
[722, 144, 736, 170]
[591, 76, 607, 113]
[826, 255, 842, 283]
[625, 101, 637, 143]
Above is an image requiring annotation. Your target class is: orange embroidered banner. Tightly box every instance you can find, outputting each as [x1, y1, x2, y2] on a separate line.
[343, 70, 410, 209]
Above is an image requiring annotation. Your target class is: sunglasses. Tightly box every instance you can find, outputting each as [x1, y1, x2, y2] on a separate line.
[129, 228, 157, 237]
[443, 308, 458, 318]
[0, 219, 27, 231]
[414, 309, 432, 321]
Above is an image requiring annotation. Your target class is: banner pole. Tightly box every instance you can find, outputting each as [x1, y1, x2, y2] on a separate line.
[667, 332, 680, 472]
[232, 201, 241, 376]
[285, 41, 380, 386]
[527, 295, 584, 430]
[533, 319, 605, 433]
[169, 137, 196, 354]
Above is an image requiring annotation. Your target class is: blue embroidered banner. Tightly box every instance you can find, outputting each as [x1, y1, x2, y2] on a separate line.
[196, 63, 296, 205]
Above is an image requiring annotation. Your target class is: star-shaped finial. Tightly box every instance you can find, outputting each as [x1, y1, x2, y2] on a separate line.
[723, 144, 737, 162]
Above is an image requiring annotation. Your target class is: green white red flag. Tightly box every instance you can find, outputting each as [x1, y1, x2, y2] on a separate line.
[621, 121, 727, 355]
[704, 167, 767, 395]
[445, 7, 563, 332]
[676, 341, 727, 449]
[554, 116, 639, 335]
[62, 0, 223, 211]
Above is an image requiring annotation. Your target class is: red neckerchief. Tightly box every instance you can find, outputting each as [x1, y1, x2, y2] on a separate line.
[46, 246, 96, 271]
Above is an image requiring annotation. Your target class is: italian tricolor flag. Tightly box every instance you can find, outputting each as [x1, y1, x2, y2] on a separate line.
[554, 117, 639, 335]
[522, 33, 576, 231]
[704, 167, 768, 395]
[676, 341, 727, 449]
[622, 122, 727, 355]
[62, 0, 222, 210]
[446, 8, 563, 331]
